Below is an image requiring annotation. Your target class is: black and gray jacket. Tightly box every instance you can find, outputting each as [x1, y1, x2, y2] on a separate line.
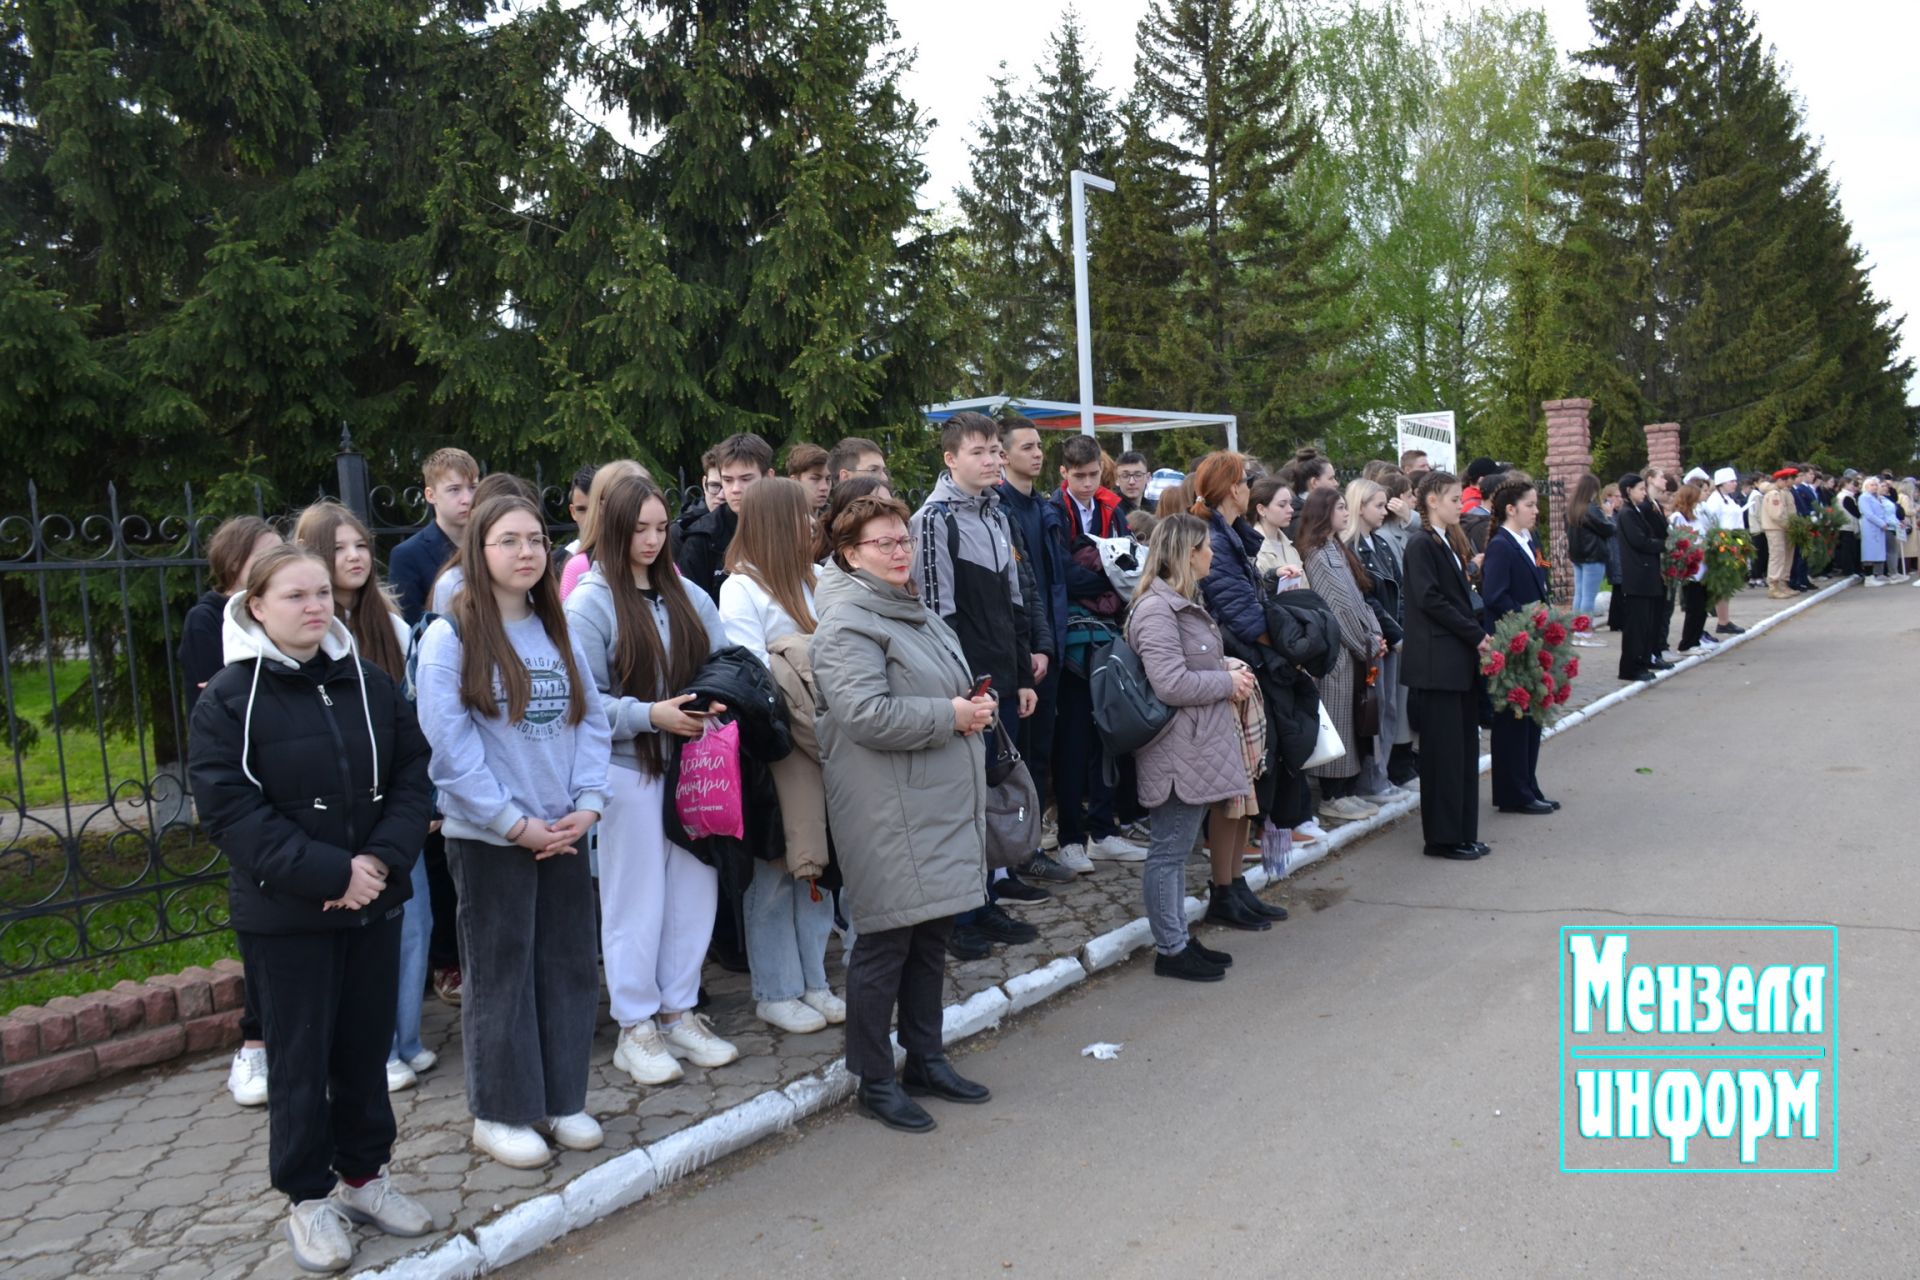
[910, 475, 1032, 701]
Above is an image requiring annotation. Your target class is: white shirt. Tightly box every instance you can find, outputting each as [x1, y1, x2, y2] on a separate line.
[1071, 493, 1097, 534]
[718, 570, 816, 666]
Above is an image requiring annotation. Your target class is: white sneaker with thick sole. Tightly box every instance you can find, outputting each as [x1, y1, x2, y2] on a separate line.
[228, 1045, 268, 1107]
[1054, 841, 1096, 874]
[613, 1020, 684, 1086]
[542, 1112, 604, 1152]
[1340, 796, 1381, 819]
[757, 998, 828, 1034]
[662, 1012, 740, 1068]
[1088, 834, 1148, 863]
[1362, 786, 1413, 805]
[471, 1119, 550, 1169]
[331, 1169, 432, 1237]
[405, 1048, 437, 1074]
[1864, 576, 1886, 587]
[1293, 819, 1330, 842]
[384, 1058, 417, 1093]
[801, 988, 847, 1024]
[285, 1197, 354, 1273]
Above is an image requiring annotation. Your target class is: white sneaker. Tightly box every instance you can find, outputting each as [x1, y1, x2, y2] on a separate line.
[541, 1112, 604, 1152]
[285, 1197, 353, 1273]
[613, 1020, 684, 1086]
[801, 988, 847, 1024]
[228, 1046, 268, 1107]
[1054, 841, 1096, 874]
[405, 1048, 437, 1074]
[471, 1118, 550, 1169]
[1342, 796, 1382, 818]
[1293, 819, 1330, 842]
[1361, 786, 1411, 805]
[1864, 576, 1886, 587]
[757, 998, 828, 1034]
[1039, 816, 1059, 851]
[384, 1058, 417, 1093]
[1315, 798, 1349, 822]
[662, 1012, 740, 1068]
[1088, 833, 1148, 863]
[331, 1168, 432, 1237]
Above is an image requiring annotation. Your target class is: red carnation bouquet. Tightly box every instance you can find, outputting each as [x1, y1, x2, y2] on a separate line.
[1662, 523, 1706, 586]
[1481, 605, 1588, 726]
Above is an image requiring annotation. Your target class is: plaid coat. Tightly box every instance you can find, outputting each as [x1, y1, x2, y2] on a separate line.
[1302, 542, 1382, 780]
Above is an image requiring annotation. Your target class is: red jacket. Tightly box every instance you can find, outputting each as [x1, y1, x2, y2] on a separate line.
[1054, 485, 1122, 540]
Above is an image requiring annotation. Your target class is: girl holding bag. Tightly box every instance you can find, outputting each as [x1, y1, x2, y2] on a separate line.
[720, 478, 842, 1035]
[563, 476, 739, 1087]
[1294, 489, 1385, 822]
[1126, 515, 1259, 982]
[415, 495, 612, 1168]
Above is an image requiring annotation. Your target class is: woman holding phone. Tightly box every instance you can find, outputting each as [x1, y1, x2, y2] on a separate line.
[565, 475, 740, 1087]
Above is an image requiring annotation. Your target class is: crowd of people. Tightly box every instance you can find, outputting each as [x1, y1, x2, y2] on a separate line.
[174, 427, 1900, 1270]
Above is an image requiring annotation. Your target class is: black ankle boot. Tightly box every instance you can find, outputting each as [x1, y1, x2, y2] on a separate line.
[1185, 935, 1233, 967]
[1231, 875, 1288, 921]
[857, 1077, 937, 1132]
[1205, 882, 1272, 932]
[902, 1053, 991, 1104]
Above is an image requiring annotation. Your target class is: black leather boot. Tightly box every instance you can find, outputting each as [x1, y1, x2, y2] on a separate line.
[857, 1077, 937, 1132]
[1205, 882, 1272, 932]
[1232, 875, 1288, 921]
[902, 1053, 991, 1104]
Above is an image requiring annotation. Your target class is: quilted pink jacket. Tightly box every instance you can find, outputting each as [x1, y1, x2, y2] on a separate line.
[1125, 578, 1252, 809]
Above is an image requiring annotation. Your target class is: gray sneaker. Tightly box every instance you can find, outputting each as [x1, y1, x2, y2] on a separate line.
[1018, 851, 1076, 884]
[286, 1197, 354, 1273]
[332, 1169, 432, 1237]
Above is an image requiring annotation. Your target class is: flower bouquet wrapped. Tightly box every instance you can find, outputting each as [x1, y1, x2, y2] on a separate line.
[1786, 504, 1843, 575]
[1662, 523, 1706, 587]
[1702, 527, 1754, 605]
[1481, 606, 1588, 727]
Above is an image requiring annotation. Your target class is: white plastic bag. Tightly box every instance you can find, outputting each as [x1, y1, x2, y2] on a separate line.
[1303, 700, 1344, 771]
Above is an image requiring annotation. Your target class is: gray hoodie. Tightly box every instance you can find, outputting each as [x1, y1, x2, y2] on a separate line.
[910, 473, 1023, 620]
[562, 563, 727, 773]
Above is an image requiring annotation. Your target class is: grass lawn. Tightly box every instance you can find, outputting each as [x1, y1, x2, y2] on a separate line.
[5, 659, 154, 809]
[0, 825, 233, 1014]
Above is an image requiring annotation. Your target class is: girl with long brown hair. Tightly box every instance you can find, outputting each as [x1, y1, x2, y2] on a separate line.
[1294, 487, 1385, 822]
[564, 475, 741, 1087]
[559, 459, 649, 600]
[415, 495, 611, 1169]
[294, 501, 436, 1093]
[719, 479, 842, 1034]
[428, 471, 543, 616]
[1400, 471, 1487, 860]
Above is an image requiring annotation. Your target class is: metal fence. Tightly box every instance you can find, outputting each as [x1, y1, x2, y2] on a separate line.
[0, 437, 654, 978]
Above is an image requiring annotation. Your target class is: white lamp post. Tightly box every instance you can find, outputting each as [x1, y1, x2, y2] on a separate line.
[1071, 169, 1115, 438]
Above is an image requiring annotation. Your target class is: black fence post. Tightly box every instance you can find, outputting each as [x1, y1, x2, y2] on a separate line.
[335, 422, 371, 522]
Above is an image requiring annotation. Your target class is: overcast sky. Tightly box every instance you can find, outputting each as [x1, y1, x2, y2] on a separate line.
[890, 0, 1918, 395]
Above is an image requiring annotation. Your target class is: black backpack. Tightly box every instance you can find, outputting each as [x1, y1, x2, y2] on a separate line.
[1089, 628, 1172, 756]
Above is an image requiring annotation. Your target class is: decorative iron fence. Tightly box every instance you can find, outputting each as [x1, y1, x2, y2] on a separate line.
[0, 435, 650, 978]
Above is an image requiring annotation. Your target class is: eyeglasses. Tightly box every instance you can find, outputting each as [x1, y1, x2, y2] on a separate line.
[486, 535, 552, 556]
[856, 536, 913, 557]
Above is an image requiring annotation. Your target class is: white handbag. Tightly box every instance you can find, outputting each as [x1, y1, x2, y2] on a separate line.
[1303, 700, 1345, 770]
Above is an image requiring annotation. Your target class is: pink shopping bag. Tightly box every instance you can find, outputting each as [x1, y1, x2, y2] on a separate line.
[674, 718, 745, 840]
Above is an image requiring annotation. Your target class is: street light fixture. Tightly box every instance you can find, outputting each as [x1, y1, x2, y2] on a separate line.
[1071, 169, 1115, 439]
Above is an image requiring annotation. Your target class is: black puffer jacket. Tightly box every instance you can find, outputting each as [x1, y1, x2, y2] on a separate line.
[189, 596, 432, 934]
[1568, 503, 1615, 565]
[662, 645, 793, 865]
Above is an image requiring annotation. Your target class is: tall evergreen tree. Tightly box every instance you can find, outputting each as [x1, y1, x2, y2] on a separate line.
[952, 66, 1053, 397]
[1132, 0, 1363, 458]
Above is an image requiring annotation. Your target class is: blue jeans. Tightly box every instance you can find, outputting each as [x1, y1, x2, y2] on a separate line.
[390, 856, 432, 1064]
[1144, 797, 1208, 955]
[1572, 561, 1605, 618]
[744, 855, 833, 1002]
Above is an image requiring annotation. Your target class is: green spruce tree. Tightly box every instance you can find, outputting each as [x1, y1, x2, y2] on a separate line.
[952, 66, 1053, 398]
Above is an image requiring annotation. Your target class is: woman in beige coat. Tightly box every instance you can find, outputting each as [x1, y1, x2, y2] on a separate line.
[1127, 515, 1262, 981]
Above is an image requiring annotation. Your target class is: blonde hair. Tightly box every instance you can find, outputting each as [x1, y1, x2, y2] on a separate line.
[1132, 513, 1211, 605]
[1340, 478, 1386, 546]
[578, 459, 649, 562]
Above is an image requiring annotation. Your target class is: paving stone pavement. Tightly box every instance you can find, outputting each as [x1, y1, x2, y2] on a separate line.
[0, 582, 1830, 1276]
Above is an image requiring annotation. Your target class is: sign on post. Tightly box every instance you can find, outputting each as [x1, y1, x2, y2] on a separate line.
[1395, 410, 1457, 474]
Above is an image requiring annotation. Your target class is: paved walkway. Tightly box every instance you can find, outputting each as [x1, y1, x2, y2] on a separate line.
[0, 582, 1841, 1277]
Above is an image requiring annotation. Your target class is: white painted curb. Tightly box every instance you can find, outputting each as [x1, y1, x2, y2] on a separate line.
[367, 579, 1853, 1274]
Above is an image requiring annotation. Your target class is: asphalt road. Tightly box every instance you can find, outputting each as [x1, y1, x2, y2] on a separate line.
[519, 587, 1919, 1279]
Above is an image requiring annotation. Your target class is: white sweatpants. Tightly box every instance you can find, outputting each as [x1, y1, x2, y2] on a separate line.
[597, 763, 717, 1027]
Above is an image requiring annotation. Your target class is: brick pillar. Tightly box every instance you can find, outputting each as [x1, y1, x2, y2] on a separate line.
[1543, 398, 1594, 605]
[1643, 422, 1683, 480]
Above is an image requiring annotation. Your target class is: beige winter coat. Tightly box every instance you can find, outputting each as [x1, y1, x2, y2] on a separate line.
[766, 633, 829, 882]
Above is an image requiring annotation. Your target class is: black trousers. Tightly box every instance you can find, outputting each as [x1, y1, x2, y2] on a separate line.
[423, 828, 461, 972]
[1678, 580, 1709, 651]
[1789, 548, 1811, 590]
[1410, 688, 1478, 846]
[1489, 713, 1544, 809]
[240, 916, 401, 1203]
[239, 953, 264, 1042]
[1617, 595, 1662, 677]
[1052, 670, 1118, 847]
[1018, 663, 1060, 830]
[844, 916, 952, 1081]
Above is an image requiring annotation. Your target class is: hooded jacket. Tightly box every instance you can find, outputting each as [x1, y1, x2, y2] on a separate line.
[676, 502, 738, 602]
[911, 474, 1032, 700]
[178, 588, 230, 712]
[188, 595, 432, 935]
[809, 560, 986, 933]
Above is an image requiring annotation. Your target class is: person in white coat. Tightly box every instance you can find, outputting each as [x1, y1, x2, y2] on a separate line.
[719, 479, 843, 1035]
[1698, 467, 1749, 636]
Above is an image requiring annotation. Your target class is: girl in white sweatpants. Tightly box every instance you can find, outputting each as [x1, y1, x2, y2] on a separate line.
[563, 475, 738, 1083]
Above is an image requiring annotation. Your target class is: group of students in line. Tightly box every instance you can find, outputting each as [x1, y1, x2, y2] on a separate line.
[178, 423, 1673, 1269]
